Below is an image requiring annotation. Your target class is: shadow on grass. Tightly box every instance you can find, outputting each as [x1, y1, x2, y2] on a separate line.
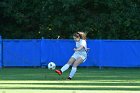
[0, 82, 140, 86]
[0, 87, 140, 91]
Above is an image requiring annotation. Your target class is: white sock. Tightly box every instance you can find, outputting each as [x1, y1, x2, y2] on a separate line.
[61, 64, 70, 73]
[69, 67, 77, 78]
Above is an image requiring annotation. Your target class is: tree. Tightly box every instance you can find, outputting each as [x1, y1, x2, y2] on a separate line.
[0, 0, 139, 39]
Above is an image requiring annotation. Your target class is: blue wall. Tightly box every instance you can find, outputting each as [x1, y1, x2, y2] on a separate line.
[1, 39, 140, 67]
[97, 40, 140, 67]
[3, 39, 41, 66]
[40, 39, 75, 66]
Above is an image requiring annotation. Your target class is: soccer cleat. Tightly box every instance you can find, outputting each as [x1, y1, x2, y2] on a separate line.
[67, 77, 72, 80]
[55, 70, 62, 75]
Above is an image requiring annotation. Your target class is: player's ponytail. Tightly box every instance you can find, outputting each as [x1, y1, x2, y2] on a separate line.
[73, 32, 87, 40]
[77, 32, 87, 40]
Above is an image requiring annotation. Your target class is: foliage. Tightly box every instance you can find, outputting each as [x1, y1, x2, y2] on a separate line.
[0, 0, 139, 39]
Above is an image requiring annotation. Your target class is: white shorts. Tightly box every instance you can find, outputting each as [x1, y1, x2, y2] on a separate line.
[71, 51, 87, 62]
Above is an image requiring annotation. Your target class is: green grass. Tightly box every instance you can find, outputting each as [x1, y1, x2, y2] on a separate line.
[0, 67, 140, 93]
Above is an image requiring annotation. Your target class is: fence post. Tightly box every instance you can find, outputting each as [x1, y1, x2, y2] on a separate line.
[99, 40, 103, 69]
[0, 35, 2, 68]
[40, 37, 47, 68]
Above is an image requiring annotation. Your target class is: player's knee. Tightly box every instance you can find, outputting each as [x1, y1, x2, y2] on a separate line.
[73, 63, 78, 67]
[67, 60, 73, 65]
[67, 58, 76, 65]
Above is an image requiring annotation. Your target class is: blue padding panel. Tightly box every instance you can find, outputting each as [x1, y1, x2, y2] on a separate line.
[2, 39, 140, 67]
[98, 40, 140, 67]
[41, 39, 75, 66]
[0, 36, 2, 68]
[3, 39, 41, 66]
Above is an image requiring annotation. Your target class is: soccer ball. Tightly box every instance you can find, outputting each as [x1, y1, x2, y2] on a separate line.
[48, 62, 56, 70]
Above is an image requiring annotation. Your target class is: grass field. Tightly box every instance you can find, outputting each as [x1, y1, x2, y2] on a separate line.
[0, 67, 140, 93]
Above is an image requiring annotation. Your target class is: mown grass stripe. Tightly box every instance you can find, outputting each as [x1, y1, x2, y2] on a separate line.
[0, 83, 140, 86]
[0, 87, 140, 91]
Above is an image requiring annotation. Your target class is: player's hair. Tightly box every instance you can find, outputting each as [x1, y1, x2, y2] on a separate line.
[73, 32, 87, 40]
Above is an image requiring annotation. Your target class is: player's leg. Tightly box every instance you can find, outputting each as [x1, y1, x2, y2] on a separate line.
[68, 57, 83, 80]
[55, 57, 76, 75]
[61, 57, 76, 72]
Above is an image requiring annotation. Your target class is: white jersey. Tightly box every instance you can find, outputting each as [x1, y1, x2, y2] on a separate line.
[72, 39, 87, 61]
[76, 39, 87, 52]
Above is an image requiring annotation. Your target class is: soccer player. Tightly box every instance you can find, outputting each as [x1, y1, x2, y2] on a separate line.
[55, 32, 88, 80]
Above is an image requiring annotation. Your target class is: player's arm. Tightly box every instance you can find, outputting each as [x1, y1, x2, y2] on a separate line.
[74, 45, 84, 51]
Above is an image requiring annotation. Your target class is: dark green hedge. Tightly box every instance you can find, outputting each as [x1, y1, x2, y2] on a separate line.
[0, 0, 139, 39]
